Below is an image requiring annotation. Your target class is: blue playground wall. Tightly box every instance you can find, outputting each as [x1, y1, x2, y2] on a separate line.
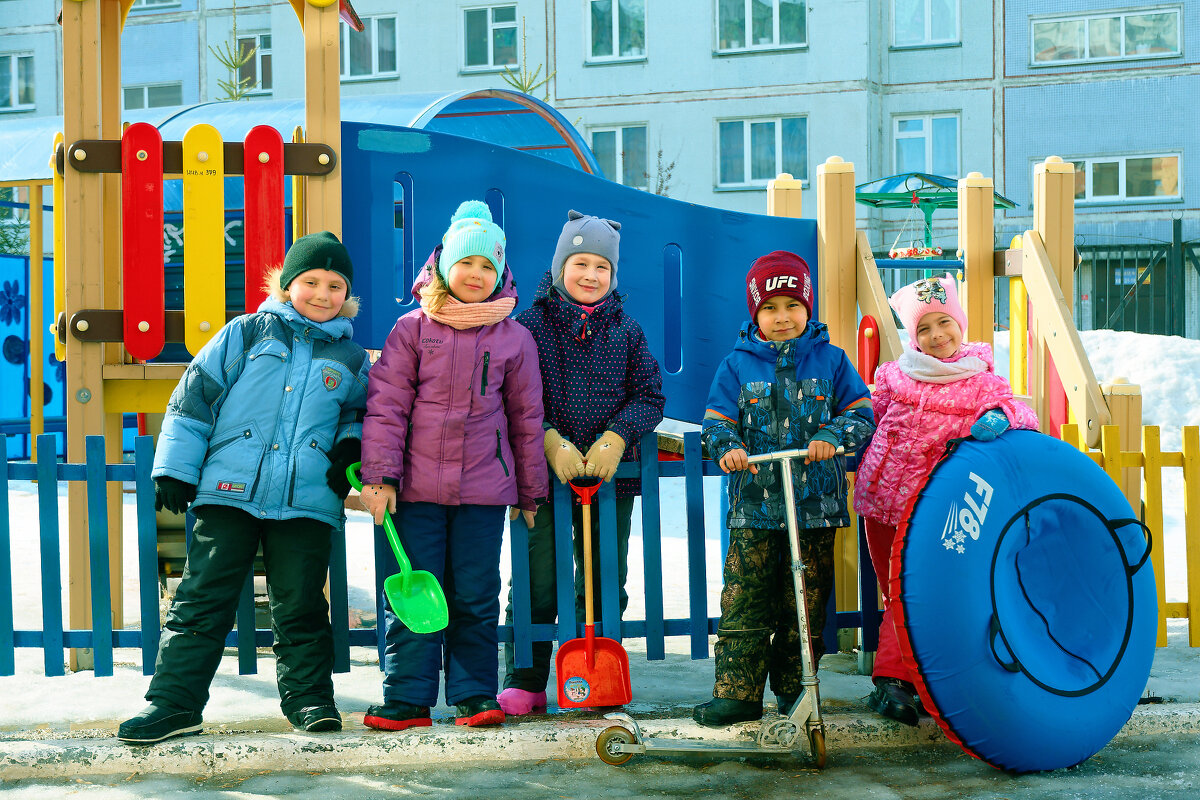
[340, 122, 819, 424]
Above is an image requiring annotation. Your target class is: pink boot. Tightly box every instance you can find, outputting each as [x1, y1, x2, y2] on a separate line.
[497, 688, 547, 716]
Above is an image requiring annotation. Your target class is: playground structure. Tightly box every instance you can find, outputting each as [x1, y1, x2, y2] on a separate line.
[2, 0, 1199, 679]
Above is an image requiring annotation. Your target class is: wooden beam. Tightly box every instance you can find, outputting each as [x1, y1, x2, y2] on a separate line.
[303, 2, 343, 237]
[816, 156, 856, 354]
[855, 230, 903, 365]
[958, 172, 995, 344]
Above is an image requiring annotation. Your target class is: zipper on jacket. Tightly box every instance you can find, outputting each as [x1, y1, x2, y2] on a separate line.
[495, 429, 510, 477]
[480, 352, 490, 396]
[208, 429, 252, 458]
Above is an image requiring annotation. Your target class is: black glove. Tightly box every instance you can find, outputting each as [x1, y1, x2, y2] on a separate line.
[154, 476, 197, 515]
[324, 437, 362, 499]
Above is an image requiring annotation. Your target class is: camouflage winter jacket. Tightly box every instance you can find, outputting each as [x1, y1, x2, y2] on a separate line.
[702, 321, 875, 532]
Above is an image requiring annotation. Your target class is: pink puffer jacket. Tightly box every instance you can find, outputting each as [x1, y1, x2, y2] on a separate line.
[853, 342, 1039, 526]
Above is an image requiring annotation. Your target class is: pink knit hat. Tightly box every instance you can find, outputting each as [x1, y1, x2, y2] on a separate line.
[889, 275, 967, 350]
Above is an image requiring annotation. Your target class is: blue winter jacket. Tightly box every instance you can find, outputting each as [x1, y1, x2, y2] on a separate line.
[153, 298, 371, 528]
[515, 271, 665, 497]
[703, 320, 874, 531]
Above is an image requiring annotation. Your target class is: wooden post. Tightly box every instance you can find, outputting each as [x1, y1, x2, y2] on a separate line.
[29, 183, 43, 460]
[1141, 426, 1167, 647]
[1031, 156, 1076, 437]
[816, 156, 856, 353]
[63, 0, 110, 670]
[958, 172, 995, 344]
[303, 0, 343, 237]
[1101, 379, 1142, 511]
[1182, 426, 1200, 647]
[767, 172, 803, 220]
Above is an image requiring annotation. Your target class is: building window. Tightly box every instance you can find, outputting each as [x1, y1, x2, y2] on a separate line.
[0, 186, 29, 226]
[122, 82, 184, 110]
[591, 125, 648, 189]
[1068, 154, 1180, 203]
[717, 0, 806, 52]
[893, 0, 958, 47]
[1031, 7, 1180, 64]
[342, 16, 397, 79]
[130, 0, 181, 9]
[237, 33, 272, 94]
[894, 114, 958, 177]
[717, 116, 807, 188]
[463, 5, 518, 70]
[588, 0, 646, 61]
[0, 53, 34, 111]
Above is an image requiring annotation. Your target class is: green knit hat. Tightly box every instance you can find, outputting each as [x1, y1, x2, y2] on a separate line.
[280, 231, 353, 291]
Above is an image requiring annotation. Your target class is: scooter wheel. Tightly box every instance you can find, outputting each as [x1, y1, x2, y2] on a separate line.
[596, 726, 635, 766]
[809, 727, 827, 769]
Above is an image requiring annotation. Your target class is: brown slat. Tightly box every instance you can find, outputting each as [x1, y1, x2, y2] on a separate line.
[68, 309, 242, 343]
[66, 140, 337, 176]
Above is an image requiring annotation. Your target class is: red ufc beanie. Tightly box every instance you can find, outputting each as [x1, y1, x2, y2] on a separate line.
[745, 251, 814, 320]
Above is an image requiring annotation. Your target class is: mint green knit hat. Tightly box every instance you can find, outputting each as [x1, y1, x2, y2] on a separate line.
[438, 200, 506, 293]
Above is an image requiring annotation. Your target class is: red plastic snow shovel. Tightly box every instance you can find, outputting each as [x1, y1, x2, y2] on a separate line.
[556, 478, 633, 709]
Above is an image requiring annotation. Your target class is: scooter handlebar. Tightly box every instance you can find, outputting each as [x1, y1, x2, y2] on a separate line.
[746, 447, 847, 465]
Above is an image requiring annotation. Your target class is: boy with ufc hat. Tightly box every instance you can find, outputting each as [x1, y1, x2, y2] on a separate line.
[694, 250, 875, 727]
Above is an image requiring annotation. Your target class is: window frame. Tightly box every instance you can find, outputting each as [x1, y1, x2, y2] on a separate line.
[461, 3, 520, 73]
[714, 0, 808, 55]
[236, 31, 273, 96]
[714, 114, 808, 190]
[1029, 5, 1182, 67]
[340, 15, 399, 81]
[121, 81, 185, 111]
[892, 112, 960, 178]
[0, 185, 30, 226]
[129, 0, 182, 10]
[589, 124, 650, 190]
[1064, 153, 1182, 204]
[0, 51, 35, 112]
[585, 0, 648, 64]
[891, 0, 960, 48]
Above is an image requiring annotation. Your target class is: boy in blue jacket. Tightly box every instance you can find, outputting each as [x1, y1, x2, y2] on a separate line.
[694, 251, 875, 726]
[117, 232, 371, 744]
[498, 210, 665, 715]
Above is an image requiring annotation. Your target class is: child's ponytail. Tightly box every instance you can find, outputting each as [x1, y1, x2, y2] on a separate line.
[419, 263, 452, 315]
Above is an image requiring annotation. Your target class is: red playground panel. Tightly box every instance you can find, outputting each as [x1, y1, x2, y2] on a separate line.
[243, 125, 285, 313]
[121, 122, 166, 360]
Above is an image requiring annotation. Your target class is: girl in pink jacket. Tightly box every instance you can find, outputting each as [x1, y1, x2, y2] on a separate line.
[853, 275, 1038, 726]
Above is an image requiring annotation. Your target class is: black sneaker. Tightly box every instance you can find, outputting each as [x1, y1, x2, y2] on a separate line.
[286, 705, 342, 732]
[117, 702, 202, 744]
[455, 696, 505, 727]
[776, 693, 798, 716]
[867, 678, 920, 727]
[692, 697, 763, 727]
[363, 701, 432, 731]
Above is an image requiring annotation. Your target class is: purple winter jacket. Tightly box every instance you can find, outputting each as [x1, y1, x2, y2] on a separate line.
[360, 251, 548, 512]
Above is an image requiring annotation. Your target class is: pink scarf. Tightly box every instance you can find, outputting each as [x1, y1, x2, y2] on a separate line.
[421, 293, 516, 330]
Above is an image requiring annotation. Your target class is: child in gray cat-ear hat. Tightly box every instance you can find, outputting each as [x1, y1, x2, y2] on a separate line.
[551, 210, 622, 304]
[496, 208, 665, 716]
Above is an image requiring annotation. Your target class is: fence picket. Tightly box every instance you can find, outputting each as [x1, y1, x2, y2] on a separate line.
[1141, 426, 1167, 647]
[35, 434, 63, 676]
[236, 570, 256, 674]
[639, 433, 665, 660]
[1183, 427, 1200, 647]
[509, 510, 533, 669]
[552, 482, 575, 646]
[84, 436, 114, 675]
[133, 436, 159, 674]
[684, 432, 709, 659]
[330, 523, 350, 674]
[0, 434, 13, 676]
[597, 481, 621, 641]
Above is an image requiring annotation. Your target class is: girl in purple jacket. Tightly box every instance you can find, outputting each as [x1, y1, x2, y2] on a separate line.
[853, 275, 1038, 727]
[358, 201, 547, 730]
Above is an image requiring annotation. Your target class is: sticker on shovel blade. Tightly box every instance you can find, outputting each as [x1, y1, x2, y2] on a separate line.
[563, 677, 591, 703]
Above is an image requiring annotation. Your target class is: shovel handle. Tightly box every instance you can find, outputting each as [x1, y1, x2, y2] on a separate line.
[568, 477, 602, 505]
[346, 462, 414, 585]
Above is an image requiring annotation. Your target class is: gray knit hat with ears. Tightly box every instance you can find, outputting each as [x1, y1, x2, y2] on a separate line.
[551, 210, 621, 301]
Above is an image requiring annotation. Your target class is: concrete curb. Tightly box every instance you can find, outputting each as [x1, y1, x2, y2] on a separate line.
[2, 704, 1197, 781]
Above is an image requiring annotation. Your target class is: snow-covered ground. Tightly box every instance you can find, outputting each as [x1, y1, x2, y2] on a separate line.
[0, 329, 1197, 730]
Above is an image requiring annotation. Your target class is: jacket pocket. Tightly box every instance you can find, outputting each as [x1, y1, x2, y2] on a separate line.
[290, 432, 337, 513]
[200, 424, 266, 500]
[495, 429, 510, 478]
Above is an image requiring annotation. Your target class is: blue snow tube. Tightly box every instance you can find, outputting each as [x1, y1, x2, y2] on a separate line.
[892, 430, 1156, 773]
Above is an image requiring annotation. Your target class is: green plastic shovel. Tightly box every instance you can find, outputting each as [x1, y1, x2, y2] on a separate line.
[346, 463, 449, 634]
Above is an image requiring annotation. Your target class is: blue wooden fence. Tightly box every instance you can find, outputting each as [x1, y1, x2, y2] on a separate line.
[1, 432, 882, 677]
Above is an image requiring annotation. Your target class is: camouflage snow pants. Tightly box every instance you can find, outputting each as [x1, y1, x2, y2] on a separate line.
[712, 526, 836, 703]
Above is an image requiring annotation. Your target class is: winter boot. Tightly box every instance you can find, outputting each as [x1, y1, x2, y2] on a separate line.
[692, 697, 763, 727]
[455, 696, 505, 727]
[497, 688, 547, 716]
[775, 693, 798, 716]
[286, 705, 342, 732]
[363, 701, 432, 731]
[117, 702, 203, 744]
[867, 678, 920, 727]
